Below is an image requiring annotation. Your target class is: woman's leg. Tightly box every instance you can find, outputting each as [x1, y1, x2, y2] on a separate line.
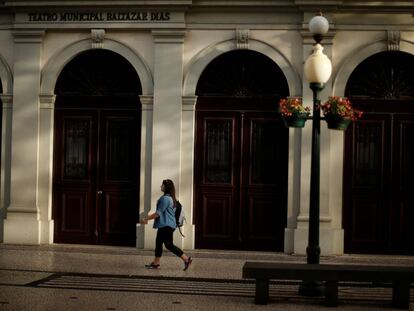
[162, 227, 185, 258]
[154, 227, 192, 270]
[152, 228, 165, 265]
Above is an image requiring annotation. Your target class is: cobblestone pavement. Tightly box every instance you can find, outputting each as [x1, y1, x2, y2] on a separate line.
[0, 244, 413, 311]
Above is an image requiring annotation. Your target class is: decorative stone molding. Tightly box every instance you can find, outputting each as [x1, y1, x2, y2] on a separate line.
[91, 29, 106, 49]
[182, 96, 197, 111]
[0, 94, 13, 109]
[39, 94, 56, 109]
[297, 214, 332, 223]
[139, 95, 154, 111]
[236, 29, 249, 49]
[387, 30, 400, 51]
[12, 30, 45, 43]
[152, 29, 186, 43]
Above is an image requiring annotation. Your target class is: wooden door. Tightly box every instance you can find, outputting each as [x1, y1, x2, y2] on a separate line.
[194, 104, 288, 251]
[390, 113, 414, 253]
[97, 110, 140, 245]
[343, 102, 414, 254]
[241, 112, 288, 251]
[53, 106, 140, 246]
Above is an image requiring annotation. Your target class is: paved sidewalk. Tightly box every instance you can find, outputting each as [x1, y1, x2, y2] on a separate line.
[0, 244, 413, 311]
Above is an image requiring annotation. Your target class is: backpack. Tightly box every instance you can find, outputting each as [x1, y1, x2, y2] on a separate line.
[174, 201, 186, 237]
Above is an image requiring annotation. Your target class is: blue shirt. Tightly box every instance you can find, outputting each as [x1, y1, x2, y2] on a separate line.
[153, 195, 177, 229]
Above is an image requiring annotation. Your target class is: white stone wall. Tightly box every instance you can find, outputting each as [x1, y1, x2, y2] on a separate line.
[0, 2, 412, 255]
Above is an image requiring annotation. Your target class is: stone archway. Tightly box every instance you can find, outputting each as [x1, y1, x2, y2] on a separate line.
[38, 39, 153, 245]
[52, 49, 142, 246]
[184, 39, 301, 97]
[343, 51, 414, 255]
[193, 49, 290, 251]
[41, 38, 153, 96]
[182, 41, 300, 251]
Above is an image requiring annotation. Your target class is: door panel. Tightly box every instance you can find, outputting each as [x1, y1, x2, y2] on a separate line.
[344, 110, 414, 254]
[391, 115, 414, 253]
[201, 192, 233, 239]
[241, 115, 287, 250]
[204, 117, 235, 184]
[195, 112, 239, 249]
[53, 108, 140, 246]
[195, 109, 287, 251]
[98, 111, 139, 246]
[344, 115, 391, 253]
[53, 111, 96, 244]
[61, 191, 89, 234]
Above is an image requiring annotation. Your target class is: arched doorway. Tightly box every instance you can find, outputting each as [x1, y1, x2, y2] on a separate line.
[194, 50, 289, 251]
[53, 49, 142, 246]
[344, 51, 414, 254]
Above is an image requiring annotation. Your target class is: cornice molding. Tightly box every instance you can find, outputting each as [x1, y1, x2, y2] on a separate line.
[3, 1, 192, 8]
[295, 1, 414, 13]
[2, 0, 413, 13]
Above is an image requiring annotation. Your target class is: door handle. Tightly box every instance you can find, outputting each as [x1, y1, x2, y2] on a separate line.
[97, 190, 103, 195]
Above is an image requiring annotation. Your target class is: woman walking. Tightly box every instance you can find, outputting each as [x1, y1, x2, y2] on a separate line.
[140, 179, 192, 270]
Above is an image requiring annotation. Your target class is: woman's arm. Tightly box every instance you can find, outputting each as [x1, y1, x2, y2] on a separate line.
[140, 196, 168, 224]
[139, 212, 159, 224]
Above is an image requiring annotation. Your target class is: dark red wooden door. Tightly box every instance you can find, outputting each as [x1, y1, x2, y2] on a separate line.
[343, 101, 414, 254]
[194, 101, 288, 251]
[53, 104, 140, 246]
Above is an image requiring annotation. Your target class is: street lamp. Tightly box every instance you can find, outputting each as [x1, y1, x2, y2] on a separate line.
[299, 13, 332, 296]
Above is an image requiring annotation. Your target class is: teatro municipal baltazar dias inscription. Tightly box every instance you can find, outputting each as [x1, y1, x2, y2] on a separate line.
[27, 11, 171, 22]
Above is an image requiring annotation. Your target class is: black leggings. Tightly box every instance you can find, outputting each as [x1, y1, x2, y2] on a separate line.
[155, 226, 184, 258]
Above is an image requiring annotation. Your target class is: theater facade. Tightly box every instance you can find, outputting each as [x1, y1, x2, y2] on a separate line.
[0, 0, 413, 255]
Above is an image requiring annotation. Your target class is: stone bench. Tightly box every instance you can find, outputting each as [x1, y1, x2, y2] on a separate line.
[242, 261, 414, 309]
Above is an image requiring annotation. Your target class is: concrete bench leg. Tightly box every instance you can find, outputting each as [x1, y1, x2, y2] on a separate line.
[325, 281, 338, 307]
[392, 282, 410, 309]
[255, 278, 269, 305]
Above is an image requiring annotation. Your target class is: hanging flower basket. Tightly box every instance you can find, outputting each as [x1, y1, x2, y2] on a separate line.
[321, 96, 363, 131]
[283, 113, 309, 128]
[279, 97, 310, 128]
[324, 114, 352, 130]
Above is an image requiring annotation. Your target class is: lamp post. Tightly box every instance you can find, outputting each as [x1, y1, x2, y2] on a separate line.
[299, 13, 332, 296]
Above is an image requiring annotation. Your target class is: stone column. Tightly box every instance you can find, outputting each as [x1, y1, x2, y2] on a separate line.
[319, 32, 345, 255]
[4, 30, 44, 244]
[38, 94, 56, 244]
[0, 94, 12, 242]
[180, 96, 197, 249]
[293, 22, 344, 255]
[137, 95, 153, 248]
[144, 30, 185, 249]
